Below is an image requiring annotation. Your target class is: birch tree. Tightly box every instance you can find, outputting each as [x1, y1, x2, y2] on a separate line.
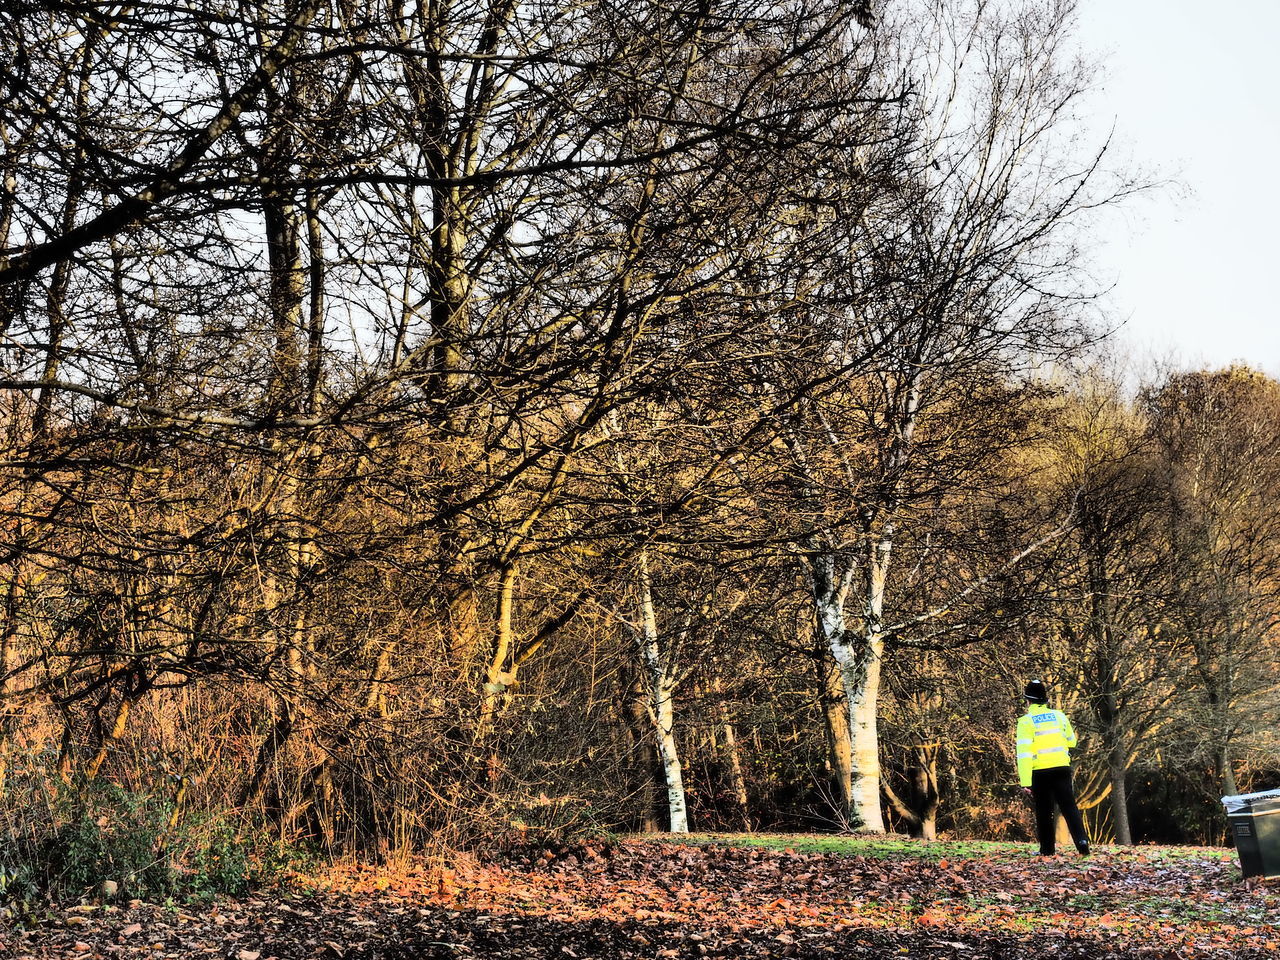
[745, 0, 1129, 832]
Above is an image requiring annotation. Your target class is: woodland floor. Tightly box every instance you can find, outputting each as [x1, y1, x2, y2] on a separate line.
[4, 834, 1279, 959]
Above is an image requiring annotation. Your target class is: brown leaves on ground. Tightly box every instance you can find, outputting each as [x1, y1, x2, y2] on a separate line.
[2, 838, 1277, 959]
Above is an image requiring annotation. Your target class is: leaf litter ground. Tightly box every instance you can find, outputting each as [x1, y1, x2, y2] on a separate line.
[4, 835, 1278, 959]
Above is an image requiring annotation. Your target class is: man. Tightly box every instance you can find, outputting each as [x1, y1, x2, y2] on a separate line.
[1016, 679, 1090, 857]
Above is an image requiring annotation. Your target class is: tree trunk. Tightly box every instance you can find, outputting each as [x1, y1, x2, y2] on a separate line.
[836, 539, 894, 835]
[477, 561, 519, 744]
[624, 670, 665, 834]
[1220, 744, 1239, 798]
[636, 551, 689, 833]
[832, 637, 886, 833]
[0, 557, 28, 796]
[913, 744, 940, 841]
[1109, 744, 1133, 845]
[716, 691, 752, 831]
[1086, 538, 1133, 844]
[819, 657, 853, 818]
[810, 548, 886, 833]
[85, 694, 132, 782]
[623, 670, 662, 833]
[238, 695, 295, 808]
[653, 688, 689, 833]
[883, 743, 939, 840]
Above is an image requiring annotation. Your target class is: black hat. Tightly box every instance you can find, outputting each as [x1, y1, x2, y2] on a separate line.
[1024, 680, 1048, 703]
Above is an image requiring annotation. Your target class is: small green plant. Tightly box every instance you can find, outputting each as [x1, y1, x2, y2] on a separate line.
[0, 775, 317, 907]
[171, 815, 319, 899]
[0, 862, 41, 923]
[1069, 892, 1103, 910]
[28, 782, 177, 901]
[179, 818, 252, 898]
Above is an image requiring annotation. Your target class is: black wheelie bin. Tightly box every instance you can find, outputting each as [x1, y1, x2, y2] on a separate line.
[1222, 788, 1280, 878]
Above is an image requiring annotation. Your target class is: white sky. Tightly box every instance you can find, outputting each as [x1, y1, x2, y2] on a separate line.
[1073, 0, 1280, 377]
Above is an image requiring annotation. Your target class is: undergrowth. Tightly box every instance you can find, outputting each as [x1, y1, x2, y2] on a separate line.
[0, 774, 313, 914]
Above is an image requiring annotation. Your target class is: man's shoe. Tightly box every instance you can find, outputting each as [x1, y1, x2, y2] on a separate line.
[1076, 842, 1090, 856]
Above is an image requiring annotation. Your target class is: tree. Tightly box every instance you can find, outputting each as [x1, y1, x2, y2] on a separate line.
[1146, 367, 1280, 801]
[744, 0, 1125, 832]
[1036, 372, 1173, 844]
[0, 0, 907, 846]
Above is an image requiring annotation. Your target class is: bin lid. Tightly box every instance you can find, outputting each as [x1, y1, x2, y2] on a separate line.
[1222, 787, 1280, 814]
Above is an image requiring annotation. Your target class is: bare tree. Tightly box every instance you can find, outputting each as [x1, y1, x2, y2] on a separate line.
[1145, 367, 1280, 801]
[736, 0, 1128, 832]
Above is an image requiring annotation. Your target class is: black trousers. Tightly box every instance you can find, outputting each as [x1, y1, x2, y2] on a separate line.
[1031, 765, 1088, 855]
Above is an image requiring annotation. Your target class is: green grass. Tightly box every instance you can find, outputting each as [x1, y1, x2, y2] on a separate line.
[661, 832, 1040, 860]
[651, 831, 1236, 864]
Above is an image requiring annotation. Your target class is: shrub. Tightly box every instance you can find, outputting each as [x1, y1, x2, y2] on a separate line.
[0, 775, 312, 907]
[52, 784, 174, 898]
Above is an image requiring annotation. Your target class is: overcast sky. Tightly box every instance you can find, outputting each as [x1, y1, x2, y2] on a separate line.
[1072, 0, 1280, 377]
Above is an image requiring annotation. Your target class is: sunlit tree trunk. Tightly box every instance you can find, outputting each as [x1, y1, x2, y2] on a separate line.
[714, 680, 752, 831]
[819, 660, 854, 816]
[477, 561, 519, 746]
[833, 633, 886, 834]
[810, 548, 886, 833]
[635, 551, 689, 833]
[623, 670, 663, 832]
[85, 695, 133, 782]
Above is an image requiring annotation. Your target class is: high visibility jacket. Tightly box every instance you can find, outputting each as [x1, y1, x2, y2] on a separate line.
[1016, 706, 1077, 786]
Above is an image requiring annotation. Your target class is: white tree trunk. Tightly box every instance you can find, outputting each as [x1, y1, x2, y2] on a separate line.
[830, 635, 886, 833]
[811, 552, 886, 833]
[653, 683, 689, 833]
[637, 551, 689, 833]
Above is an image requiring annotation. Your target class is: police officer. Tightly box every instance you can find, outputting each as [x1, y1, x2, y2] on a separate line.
[1016, 680, 1089, 857]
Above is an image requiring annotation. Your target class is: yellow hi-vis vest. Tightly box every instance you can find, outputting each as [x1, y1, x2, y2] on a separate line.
[1016, 707, 1077, 786]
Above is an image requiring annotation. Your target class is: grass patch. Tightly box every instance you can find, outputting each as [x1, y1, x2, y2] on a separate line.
[650, 832, 1237, 866]
[662, 832, 1035, 861]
